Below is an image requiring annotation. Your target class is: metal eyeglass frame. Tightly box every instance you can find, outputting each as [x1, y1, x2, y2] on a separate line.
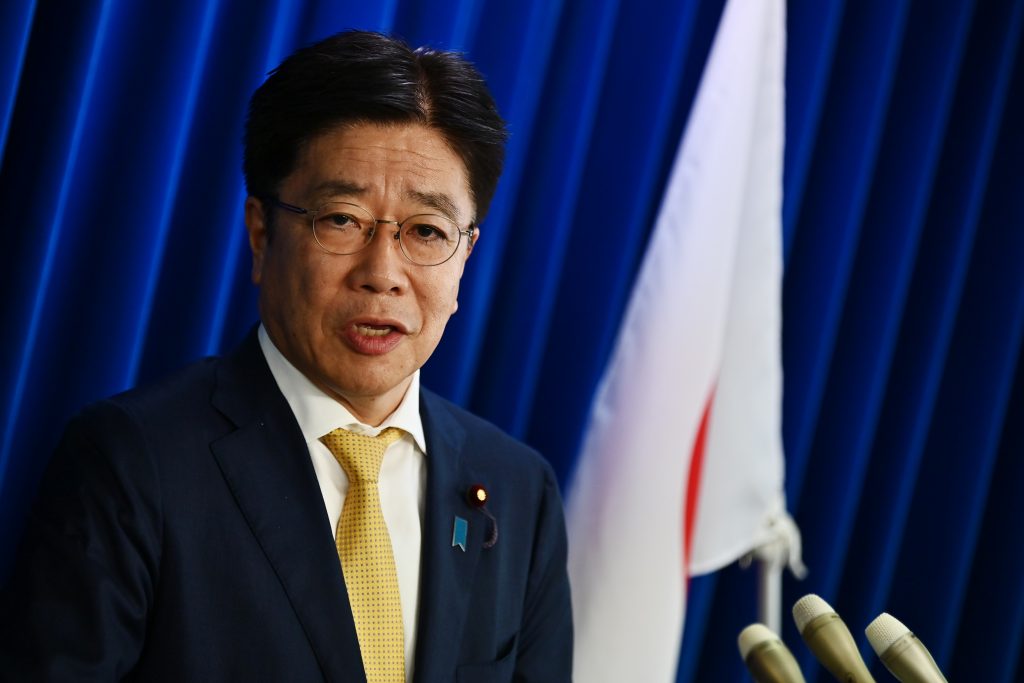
[263, 196, 476, 266]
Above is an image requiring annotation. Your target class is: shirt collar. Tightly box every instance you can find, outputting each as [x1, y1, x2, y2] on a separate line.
[257, 324, 427, 454]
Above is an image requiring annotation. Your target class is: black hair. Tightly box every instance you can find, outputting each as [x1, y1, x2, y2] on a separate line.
[243, 30, 507, 222]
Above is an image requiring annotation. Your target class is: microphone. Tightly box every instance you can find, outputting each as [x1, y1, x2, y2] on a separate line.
[865, 613, 947, 683]
[792, 594, 876, 682]
[738, 623, 806, 683]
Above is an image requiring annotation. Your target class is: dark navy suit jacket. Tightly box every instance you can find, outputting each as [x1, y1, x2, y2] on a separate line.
[0, 331, 573, 682]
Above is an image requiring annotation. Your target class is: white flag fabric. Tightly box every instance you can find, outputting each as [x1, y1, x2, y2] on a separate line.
[565, 0, 788, 680]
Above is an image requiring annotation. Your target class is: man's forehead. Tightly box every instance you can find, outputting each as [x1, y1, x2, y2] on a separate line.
[304, 123, 459, 166]
[291, 124, 473, 218]
[306, 179, 463, 221]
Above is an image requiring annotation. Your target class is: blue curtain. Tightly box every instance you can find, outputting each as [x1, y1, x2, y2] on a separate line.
[1, 1, 1021, 681]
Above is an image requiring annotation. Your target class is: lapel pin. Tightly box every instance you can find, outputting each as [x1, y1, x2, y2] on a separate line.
[452, 516, 468, 552]
[465, 483, 498, 549]
[466, 483, 488, 507]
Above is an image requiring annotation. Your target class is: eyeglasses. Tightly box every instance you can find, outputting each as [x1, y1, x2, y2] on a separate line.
[264, 197, 475, 266]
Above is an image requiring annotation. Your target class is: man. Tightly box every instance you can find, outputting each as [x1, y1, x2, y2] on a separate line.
[0, 31, 572, 682]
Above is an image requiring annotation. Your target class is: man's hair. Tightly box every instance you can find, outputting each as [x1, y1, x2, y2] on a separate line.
[243, 30, 508, 222]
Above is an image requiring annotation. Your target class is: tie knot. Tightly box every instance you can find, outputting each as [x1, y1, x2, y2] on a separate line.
[320, 427, 405, 483]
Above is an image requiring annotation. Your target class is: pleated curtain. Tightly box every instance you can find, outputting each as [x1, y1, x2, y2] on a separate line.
[1, 1, 1021, 680]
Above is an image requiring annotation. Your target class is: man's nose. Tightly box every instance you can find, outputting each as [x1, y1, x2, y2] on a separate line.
[349, 220, 407, 293]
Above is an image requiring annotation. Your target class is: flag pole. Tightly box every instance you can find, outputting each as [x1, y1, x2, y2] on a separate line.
[750, 512, 807, 633]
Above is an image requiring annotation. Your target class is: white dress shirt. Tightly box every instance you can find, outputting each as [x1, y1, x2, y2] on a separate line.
[258, 326, 425, 681]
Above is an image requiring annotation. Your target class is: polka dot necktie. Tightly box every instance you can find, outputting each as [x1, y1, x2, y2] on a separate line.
[320, 427, 406, 683]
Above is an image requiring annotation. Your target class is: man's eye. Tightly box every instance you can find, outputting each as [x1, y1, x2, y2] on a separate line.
[409, 223, 447, 241]
[322, 213, 359, 229]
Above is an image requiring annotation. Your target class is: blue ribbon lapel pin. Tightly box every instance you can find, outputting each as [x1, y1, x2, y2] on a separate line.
[452, 516, 468, 552]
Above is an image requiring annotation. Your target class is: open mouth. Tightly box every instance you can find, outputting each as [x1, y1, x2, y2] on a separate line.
[354, 323, 395, 337]
[344, 321, 406, 356]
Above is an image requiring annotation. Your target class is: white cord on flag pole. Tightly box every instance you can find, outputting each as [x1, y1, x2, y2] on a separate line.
[740, 512, 807, 633]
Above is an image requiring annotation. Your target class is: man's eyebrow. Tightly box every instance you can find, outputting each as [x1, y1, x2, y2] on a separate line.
[308, 182, 463, 221]
[407, 190, 461, 222]
[310, 180, 366, 198]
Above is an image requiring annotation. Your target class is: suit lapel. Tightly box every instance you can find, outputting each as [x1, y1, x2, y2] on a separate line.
[412, 391, 485, 682]
[210, 332, 366, 683]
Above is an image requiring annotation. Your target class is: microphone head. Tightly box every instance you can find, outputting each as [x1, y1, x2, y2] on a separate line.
[865, 613, 910, 656]
[865, 612, 947, 682]
[738, 623, 807, 683]
[792, 594, 875, 682]
[738, 623, 777, 661]
[792, 593, 833, 634]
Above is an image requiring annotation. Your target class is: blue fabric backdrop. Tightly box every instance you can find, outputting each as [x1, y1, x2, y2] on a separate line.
[1, 1, 1021, 681]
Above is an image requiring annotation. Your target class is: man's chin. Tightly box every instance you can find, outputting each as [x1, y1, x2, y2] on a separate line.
[321, 370, 414, 410]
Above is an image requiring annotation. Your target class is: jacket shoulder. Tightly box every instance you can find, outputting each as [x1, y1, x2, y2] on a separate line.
[420, 387, 556, 481]
[101, 356, 220, 418]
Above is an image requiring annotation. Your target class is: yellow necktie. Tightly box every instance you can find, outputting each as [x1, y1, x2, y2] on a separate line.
[320, 427, 406, 683]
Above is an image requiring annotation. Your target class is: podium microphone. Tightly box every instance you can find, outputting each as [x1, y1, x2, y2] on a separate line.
[865, 613, 947, 683]
[738, 624, 807, 683]
[792, 594, 876, 682]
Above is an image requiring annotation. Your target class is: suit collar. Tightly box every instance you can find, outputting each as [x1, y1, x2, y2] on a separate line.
[210, 329, 366, 683]
[412, 390, 488, 682]
[210, 331, 487, 682]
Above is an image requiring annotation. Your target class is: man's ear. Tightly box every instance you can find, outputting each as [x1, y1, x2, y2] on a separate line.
[245, 196, 268, 284]
[451, 226, 479, 315]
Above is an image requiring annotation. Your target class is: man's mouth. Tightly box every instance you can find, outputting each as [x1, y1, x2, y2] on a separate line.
[354, 323, 395, 337]
[343, 320, 407, 356]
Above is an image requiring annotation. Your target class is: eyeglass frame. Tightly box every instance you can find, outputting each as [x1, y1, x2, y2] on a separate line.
[261, 196, 477, 266]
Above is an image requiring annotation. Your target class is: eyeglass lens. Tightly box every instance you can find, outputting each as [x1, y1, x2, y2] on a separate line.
[312, 202, 461, 265]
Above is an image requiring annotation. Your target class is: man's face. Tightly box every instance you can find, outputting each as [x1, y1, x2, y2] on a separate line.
[245, 122, 476, 424]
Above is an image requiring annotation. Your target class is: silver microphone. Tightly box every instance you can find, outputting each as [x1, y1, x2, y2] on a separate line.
[865, 613, 947, 683]
[738, 623, 806, 682]
[792, 594, 876, 682]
